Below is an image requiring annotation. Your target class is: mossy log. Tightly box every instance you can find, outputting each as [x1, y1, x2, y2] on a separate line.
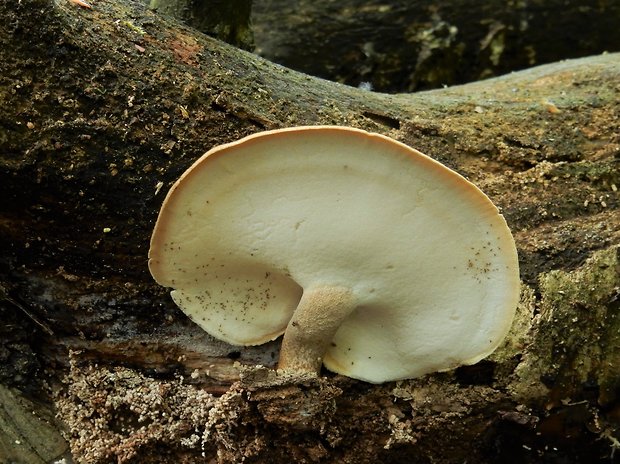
[0, 0, 618, 462]
[252, 0, 620, 92]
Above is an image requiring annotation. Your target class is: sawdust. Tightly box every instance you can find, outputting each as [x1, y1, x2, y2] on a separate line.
[56, 354, 216, 463]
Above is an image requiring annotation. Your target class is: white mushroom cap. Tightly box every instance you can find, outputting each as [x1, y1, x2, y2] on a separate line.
[149, 126, 520, 383]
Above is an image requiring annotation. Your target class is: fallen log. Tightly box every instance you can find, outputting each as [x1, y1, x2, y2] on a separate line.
[0, 0, 618, 462]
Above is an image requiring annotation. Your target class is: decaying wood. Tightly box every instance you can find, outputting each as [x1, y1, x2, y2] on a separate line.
[0, 385, 69, 464]
[0, 0, 618, 462]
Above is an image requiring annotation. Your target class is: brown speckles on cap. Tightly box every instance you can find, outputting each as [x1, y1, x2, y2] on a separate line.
[148, 126, 519, 383]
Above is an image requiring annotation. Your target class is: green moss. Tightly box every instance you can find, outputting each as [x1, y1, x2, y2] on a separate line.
[512, 245, 620, 406]
[549, 159, 620, 188]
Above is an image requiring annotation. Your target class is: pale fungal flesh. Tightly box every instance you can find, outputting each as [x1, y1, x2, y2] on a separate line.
[148, 126, 520, 384]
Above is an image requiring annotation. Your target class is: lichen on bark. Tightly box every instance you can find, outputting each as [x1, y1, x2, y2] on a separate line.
[513, 245, 620, 408]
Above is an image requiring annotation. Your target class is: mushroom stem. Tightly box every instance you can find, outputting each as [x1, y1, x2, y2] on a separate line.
[277, 285, 356, 375]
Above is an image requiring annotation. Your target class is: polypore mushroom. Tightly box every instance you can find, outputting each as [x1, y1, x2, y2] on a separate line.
[148, 126, 519, 383]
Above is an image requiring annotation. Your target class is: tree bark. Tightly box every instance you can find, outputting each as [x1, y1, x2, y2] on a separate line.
[0, 0, 618, 462]
[252, 0, 620, 92]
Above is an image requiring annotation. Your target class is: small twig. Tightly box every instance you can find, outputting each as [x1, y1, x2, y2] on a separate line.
[68, 0, 93, 9]
[0, 284, 55, 336]
[604, 429, 620, 460]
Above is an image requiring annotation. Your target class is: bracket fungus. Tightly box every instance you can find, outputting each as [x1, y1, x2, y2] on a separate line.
[148, 126, 519, 383]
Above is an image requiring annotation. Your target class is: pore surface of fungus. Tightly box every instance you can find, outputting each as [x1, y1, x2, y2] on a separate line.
[149, 126, 520, 383]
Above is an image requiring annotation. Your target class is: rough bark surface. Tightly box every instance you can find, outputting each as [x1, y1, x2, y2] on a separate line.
[252, 0, 620, 92]
[0, 0, 619, 463]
